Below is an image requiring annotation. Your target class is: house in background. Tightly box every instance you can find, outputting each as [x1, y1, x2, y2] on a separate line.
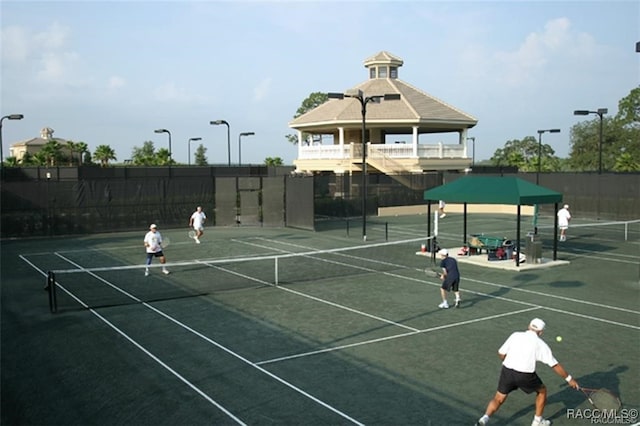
[289, 51, 477, 176]
[9, 127, 70, 162]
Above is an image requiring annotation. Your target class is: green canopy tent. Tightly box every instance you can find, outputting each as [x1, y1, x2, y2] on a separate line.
[424, 176, 563, 266]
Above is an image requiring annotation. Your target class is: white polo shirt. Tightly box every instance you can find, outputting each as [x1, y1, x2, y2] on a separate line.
[191, 211, 206, 229]
[499, 330, 558, 373]
[144, 230, 163, 253]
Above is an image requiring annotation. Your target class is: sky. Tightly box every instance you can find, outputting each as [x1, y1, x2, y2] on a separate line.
[1, 0, 639, 166]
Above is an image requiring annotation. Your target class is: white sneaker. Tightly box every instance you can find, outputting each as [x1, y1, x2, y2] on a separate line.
[476, 418, 488, 426]
[438, 301, 449, 309]
[145, 269, 149, 277]
[162, 269, 170, 275]
[532, 419, 551, 426]
[440, 213, 446, 218]
[454, 299, 461, 308]
[195, 238, 201, 244]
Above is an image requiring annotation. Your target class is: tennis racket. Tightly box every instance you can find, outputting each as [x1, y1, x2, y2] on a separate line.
[188, 230, 196, 239]
[426, 267, 442, 278]
[161, 237, 171, 249]
[578, 387, 621, 410]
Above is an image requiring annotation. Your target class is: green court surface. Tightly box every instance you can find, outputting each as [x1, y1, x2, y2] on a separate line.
[2, 214, 639, 425]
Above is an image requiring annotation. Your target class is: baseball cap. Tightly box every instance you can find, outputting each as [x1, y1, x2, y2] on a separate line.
[149, 224, 157, 229]
[529, 318, 546, 331]
[564, 204, 569, 209]
[437, 248, 448, 256]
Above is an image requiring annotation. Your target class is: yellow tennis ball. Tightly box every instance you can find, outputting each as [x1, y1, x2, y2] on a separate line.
[556, 336, 563, 342]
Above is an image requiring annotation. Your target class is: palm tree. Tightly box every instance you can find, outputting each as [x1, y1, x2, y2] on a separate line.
[264, 157, 284, 166]
[76, 141, 88, 166]
[40, 140, 63, 167]
[66, 141, 78, 166]
[93, 145, 117, 167]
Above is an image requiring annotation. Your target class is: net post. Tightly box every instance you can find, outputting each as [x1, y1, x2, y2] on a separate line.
[385, 222, 388, 241]
[46, 271, 57, 313]
[346, 218, 350, 237]
[274, 257, 279, 286]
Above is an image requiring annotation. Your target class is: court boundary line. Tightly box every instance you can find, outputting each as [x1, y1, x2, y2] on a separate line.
[47, 252, 366, 426]
[19, 254, 248, 426]
[256, 307, 540, 365]
[251, 237, 640, 317]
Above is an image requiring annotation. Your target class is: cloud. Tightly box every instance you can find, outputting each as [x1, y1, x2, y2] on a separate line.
[483, 17, 598, 88]
[37, 51, 81, 83]
[108, 76, 126, 90]
[152, 81, 207, 103]
[253, 77, 272, 102]
[1, 26, 30, 62]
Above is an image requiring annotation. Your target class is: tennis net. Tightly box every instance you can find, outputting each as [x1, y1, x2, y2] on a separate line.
[46, 236, 434, 312]
[538, 219, 640, 242]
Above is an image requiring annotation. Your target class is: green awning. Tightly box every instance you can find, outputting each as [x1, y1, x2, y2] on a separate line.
[424, 176, 563, 205]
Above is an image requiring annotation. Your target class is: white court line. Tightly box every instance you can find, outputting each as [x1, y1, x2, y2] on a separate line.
[22, 254, 247, 426]
[256, 307, 540, 365]
[47, 253, 365, 426]
[250, 237, 640, 317]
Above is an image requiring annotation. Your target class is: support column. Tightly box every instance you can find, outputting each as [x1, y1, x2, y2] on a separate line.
[412, 126, 419, 157]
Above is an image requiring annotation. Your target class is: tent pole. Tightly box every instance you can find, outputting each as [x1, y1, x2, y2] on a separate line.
[516, 205, 521, 267]
[553, 202, 558, 260]
[463, 203, 468, 244]
[427, 201, 432, 240]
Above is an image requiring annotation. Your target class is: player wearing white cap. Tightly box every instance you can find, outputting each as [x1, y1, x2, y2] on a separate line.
[475, 318, 579, 426]
[436, 248, 461, 308]
[143, 224, 170, 276]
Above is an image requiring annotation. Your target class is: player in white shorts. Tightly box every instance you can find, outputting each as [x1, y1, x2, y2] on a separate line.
[189, 206, 207, 244]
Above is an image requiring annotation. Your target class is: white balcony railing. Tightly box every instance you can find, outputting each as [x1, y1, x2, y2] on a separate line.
[297, 143, 466, 160]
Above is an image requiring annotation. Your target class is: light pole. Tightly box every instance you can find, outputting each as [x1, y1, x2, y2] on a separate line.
[573, 108, 608, 174]
[238, 132, 255, 166]
[210, 120, 230, 166]
[327, 90, 401, 240]
[154, 128, 172, 164]
[466, 137, 475, 166]
[1, 114, 24, 167]
[536, 129, 560, 184]
[188, 137, 202, 166]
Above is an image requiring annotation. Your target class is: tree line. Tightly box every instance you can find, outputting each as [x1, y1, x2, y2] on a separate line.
[4, 140, 283, 167]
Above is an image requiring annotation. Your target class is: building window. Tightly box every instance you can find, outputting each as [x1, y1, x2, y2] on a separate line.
[370, 68, 376, 79]
[378, 66, 387, 78]
[390, 67, 398, 78]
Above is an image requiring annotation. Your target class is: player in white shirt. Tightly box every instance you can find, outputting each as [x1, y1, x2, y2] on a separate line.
[143, 224, 169, 276]
[189, 206, 207, 244]
[557, 204, 571, 241]
[475, 318, 579, 426]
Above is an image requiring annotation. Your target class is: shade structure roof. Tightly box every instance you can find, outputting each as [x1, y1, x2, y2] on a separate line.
[424, 176, 563, 205]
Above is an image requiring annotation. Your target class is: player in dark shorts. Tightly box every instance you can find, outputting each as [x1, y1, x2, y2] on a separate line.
[437, 249, 461, 308]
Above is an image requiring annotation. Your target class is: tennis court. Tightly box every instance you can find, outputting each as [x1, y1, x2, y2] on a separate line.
[2, 213, 639, 425]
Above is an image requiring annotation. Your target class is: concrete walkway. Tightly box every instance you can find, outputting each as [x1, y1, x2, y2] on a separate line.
[417, 249, 570, 271]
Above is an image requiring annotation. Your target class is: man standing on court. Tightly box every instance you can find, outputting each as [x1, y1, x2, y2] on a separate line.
[144, 224, 169, 276]
[438, 200, 446, 218]
[189, 206, 206, 244]
[557, 204, 571, 241]
[475, 318, 579, 426]
[437, 249, 461, 308]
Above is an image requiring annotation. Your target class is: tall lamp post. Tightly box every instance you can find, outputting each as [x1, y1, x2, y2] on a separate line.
[327, 90, 401, 241]
[238, 132, 255, 166]
[573, 108, 607, 174]
[210, 120, 230, 166]
[466, 137, 475, 166]
[1, 114, 24, 167]
[188, 137, 202, 166]
[154, 128, 172, 164]
[536, 129, 560, 184]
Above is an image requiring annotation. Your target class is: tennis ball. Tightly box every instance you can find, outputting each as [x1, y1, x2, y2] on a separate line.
[556, 336, 563, 342]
